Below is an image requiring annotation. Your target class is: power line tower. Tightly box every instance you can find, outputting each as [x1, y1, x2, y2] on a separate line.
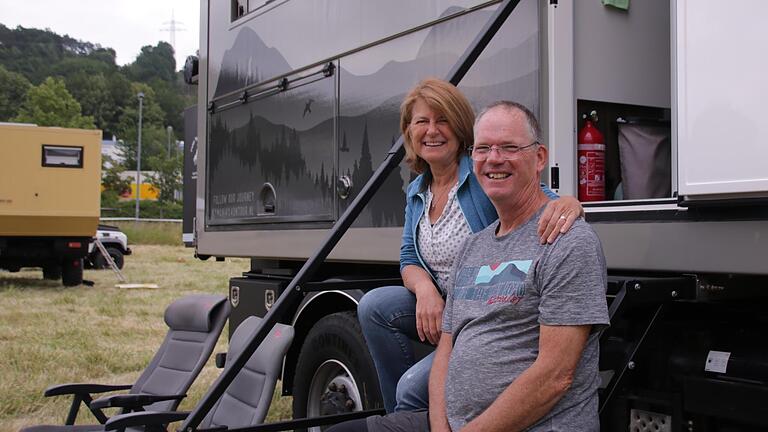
[160, 10, 186, 52]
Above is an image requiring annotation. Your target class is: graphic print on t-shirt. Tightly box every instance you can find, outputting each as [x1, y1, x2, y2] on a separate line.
[453, 260, 532, 304]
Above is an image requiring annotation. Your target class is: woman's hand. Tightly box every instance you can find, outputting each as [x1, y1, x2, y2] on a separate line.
[414, 282, 445, 345]
[537, 196, 584, 244]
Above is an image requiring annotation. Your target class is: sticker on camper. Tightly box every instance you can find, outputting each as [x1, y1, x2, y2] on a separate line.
[704, 350, 730, 374]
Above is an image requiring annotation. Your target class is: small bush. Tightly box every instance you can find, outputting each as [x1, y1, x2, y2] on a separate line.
[100, 190, 121, 209]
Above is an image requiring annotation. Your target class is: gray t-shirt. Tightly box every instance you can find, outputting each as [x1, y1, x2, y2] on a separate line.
[442, 208, 609, 431]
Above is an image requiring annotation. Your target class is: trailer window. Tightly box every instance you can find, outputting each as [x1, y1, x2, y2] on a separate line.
[232, 0, 276, 21]
[42, 145, 83, 168]
[232, 0, 246, 20]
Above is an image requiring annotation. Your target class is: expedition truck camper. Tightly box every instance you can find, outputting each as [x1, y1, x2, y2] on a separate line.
[0, 124, 101, 286]
[182, 1, 768, 430]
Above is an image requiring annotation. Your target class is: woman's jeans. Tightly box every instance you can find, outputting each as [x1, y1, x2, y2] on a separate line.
[358, 286, 434, 413]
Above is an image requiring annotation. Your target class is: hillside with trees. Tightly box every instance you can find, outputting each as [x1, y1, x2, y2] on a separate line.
[0, 24, 193, 216]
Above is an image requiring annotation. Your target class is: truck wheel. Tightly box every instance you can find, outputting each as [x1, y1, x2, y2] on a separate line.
[94, 247, 124, 270]
[292, 311, 382, 431]
[42, 265, 62, 280]
[61, 258, 83, 286]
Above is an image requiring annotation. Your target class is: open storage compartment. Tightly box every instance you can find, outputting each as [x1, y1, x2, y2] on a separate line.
[545, 0, 674, 204]
[573, 1, 672, 203]
[576, 100, 670, 201]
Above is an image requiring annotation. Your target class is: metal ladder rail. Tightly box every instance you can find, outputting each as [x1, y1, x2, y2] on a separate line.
[598, 276, 696, 414]
[94, 238, 127, 283]
[179, 0, 524, 429]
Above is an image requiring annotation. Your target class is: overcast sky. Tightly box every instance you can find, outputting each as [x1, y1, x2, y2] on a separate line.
[0, 0, 200, 68]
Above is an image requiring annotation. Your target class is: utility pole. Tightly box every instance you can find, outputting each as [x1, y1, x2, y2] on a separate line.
[135, 92, 144, 220]
[167, 125, 173, 156]
[160, 10, 186, 54]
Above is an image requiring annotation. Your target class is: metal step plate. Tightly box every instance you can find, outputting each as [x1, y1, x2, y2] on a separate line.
[630, 409, 672, 432]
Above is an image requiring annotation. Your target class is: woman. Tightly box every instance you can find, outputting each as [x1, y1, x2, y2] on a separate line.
[357, 78, 583, 413]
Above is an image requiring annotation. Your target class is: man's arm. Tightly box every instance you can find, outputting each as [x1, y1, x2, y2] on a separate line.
[429, 332, 454, 432]
[462, 324, 591, 432]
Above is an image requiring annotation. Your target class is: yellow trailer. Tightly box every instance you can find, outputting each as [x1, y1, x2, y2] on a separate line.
[0, 123, 101, 285]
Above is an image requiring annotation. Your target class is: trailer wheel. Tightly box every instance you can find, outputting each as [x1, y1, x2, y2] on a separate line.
[292, 311, 382, 431]
[94, 247, 124, 270]
[61, 258, 83, 286]
[43, 264, 62, 280]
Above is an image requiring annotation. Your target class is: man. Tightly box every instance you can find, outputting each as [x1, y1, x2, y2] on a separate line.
[329, 101, 609, 432]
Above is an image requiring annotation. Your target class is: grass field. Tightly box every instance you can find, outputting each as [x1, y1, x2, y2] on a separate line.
[108, 221, 183, 246]
[0, 243, 292, 432]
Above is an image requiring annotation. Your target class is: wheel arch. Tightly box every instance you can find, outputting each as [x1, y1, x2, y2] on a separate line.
[100, 240, 127, 254]
[282, 289, 364, 396]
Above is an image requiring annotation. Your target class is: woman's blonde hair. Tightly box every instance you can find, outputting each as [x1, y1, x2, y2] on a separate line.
[400, 78, 475, 174]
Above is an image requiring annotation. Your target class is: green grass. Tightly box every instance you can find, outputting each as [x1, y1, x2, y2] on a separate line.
[0, 245, 292, 432]
[110, 221, 183, 246]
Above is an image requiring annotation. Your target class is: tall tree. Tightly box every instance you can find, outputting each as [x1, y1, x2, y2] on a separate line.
[63, 70, 112, 130]
[0, 24, 116, 84]
[53, 57, 115, 131]
[147, 153, 183, 202]
[125, 42, 176, 83]
[115, 83, 168, 169]
[101, 155, 132, 196]
[0, 65, 31, 121]
[104, 72, 133, 136]
[11, 77, 95, 128]
[149, 77, 186, 134]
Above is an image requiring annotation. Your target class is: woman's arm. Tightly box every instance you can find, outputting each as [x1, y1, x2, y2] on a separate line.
[399, 183, 444, 345]
[537, 196, 584, 244]
[402, 265, 444, 345]
[400, 191, 421, 269]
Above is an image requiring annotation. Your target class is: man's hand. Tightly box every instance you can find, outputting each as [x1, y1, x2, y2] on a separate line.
[414, 282, 445, 345]
[537, 196, 584, 244]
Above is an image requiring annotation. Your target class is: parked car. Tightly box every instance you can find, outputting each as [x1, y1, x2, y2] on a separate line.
[85, 224, 132, 270]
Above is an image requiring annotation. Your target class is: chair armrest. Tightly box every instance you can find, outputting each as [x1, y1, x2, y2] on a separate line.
[90, 393, 186, 410]
[44, 383, 133, 397]
[104, 410, 190, 431]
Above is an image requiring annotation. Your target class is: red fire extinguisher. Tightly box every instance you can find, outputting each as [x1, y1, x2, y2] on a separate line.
[578, 110, 606, 201]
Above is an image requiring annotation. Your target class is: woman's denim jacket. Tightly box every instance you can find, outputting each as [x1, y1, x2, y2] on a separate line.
[399, 154, 558, 280]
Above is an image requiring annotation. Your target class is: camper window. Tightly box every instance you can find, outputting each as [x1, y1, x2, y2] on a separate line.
[231, 0, 246, 20]
[42, 145, 83, 168]
[231, 0, 277, 21]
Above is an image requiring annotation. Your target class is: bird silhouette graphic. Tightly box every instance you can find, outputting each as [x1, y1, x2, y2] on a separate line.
[303, 99, 314, 117]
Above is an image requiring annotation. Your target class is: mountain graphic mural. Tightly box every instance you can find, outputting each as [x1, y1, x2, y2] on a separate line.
[205, 1, 539, 228]
[214, 27, 293, 98]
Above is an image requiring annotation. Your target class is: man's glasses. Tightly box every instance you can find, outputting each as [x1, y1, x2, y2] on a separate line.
[469, 142, 539, 161]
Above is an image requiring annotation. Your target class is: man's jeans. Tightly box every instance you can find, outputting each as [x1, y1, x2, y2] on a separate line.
[358, 286, 435, 413]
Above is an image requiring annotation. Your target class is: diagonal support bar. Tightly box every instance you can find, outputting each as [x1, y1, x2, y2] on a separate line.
[94, 239, 127, 283]
[180, 1, 522, 430]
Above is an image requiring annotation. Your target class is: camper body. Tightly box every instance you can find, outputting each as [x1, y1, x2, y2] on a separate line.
[188, 0, 768, 429]
[0, 124, 101, 286]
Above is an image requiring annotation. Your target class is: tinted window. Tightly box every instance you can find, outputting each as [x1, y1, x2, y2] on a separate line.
[42, 145, 83, 168]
